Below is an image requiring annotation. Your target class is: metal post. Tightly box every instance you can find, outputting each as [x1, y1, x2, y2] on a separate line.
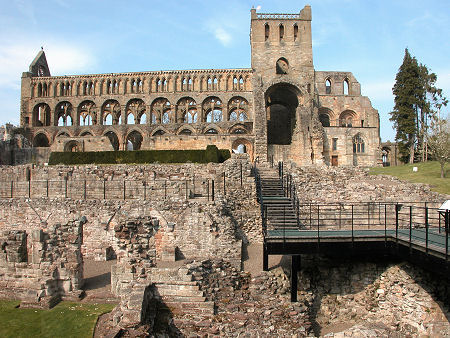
[223, 172, 226, 196]
[10, 181, 13, 198]
[384, 204, 387, 246]
[351, 205, 354, 245]
[164, 180, 167, 200]
[185, 180, 188, 199]
[395, 204, 399, 243]
[317, 205, 320, 244]
[103, 180, 106, 200]
[290, 255, 301, 302]
[65, 178, 68, 199]
[211, 180, 215, 201]
[367, 202, 370, 229]
[240, 162, 243, 187]
[409, 206, 412, 252]
[46, 180, 49, 198]
[144, 181, 146, 200]
[445, 210, 448, 261]
[28, 180, 31, 198]
[84, 180, 87, 200]
[425, 207, 429, 254]
[207, 180, 209, 202]
[263, 244, 268, 271]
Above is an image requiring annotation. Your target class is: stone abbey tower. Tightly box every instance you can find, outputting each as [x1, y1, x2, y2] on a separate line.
[19, 5, 380, 166]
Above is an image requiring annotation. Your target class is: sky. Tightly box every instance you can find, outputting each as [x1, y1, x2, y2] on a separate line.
[0, 0, 448, 142]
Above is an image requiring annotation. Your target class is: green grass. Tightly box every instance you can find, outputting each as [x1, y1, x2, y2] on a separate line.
[369, 161, 450, 195]
[0, 300, 116, 338]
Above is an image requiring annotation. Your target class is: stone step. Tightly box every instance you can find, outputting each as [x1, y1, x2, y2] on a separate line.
[157, 288, 204, 297]
[160, 295, 207, 302]
[153, 280, 198, 286]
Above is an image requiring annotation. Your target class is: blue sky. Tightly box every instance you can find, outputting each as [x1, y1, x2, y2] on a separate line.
[0, 0, 448, 142]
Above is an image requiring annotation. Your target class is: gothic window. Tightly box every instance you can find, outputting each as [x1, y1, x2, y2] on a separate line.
[325, 79, 332, 94]
[228, 97, 249, 121]
[126, 99, 146, 125]
[353, 134, 365, 153]
[239, 77, 244, 90]
[343, 78, 349, 95]
[102, 100, 121, 125]
[233, 77, 238, 90]
[293, 24, 298, 41]
[213, 77, 218, 90]
[264, 23, 270, 41]
[78, 101, 97, 126]
[279, 24, 284, 41]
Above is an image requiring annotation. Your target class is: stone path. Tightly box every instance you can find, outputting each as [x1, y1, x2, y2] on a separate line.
[82, 259, 117, 303]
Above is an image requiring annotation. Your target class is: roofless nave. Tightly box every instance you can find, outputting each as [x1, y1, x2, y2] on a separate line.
[20, 5, 381, 166]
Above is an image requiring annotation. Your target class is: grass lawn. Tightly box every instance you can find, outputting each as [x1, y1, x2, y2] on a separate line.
[0, 300, 116, 338]
[369, 161, 450, 195]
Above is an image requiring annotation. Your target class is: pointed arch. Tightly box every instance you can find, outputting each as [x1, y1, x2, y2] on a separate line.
[102, 99, 121, 125]
[32, 103, 51, 127]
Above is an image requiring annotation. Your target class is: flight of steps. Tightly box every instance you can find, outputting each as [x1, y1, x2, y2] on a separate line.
[150, 267, 214, 330]
[256, 165, 299, 231]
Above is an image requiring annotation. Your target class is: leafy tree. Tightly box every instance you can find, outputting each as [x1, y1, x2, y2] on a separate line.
[390, 49, 447, 163]
[427, 116, 450, 178]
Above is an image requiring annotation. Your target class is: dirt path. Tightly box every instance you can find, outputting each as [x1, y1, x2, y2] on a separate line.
[82, 259, 117, 303]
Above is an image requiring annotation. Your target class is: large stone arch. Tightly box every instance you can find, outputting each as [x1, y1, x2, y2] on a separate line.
[176, 124, 196, 135]
[228, 96, 249, 122]
[229, 123, 248, 134]
[54, 101, 74, 127]
[101, 100, 121, 125]
[176, 97, 197, 123]
[150, 97, 171, 124]
[318, 107, 334, 127]
[265, 82, 301, 145]
[32, 103, 51, 127]
[77, 100, 97, 126]
[202, 96, 222, 123]
[126, 129, 144, 150]
[103, 130, 120, 151]
[33, 132, 50, 147]
[126, 98, 146, 125]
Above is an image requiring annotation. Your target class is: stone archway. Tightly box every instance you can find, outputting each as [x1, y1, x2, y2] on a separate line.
[265, 83, 300, 145]
[232, 138, 253, 161]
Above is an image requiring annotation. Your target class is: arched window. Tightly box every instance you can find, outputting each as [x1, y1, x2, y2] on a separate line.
[104, 114, 113, 125]
[319, 114, 330, 127]
[264, 23, 270, 41]
[339, 110, 355, 127]
[353, 134, 365, 153]
[325, 79, 332, 94]
[205, 128, 218, 134]
[126, 130, 143, 150]
[279, 24, 284, 41]
[343, 78, 349, 95]
[293, 24, 298, 41]
[179, 129, 192, 135]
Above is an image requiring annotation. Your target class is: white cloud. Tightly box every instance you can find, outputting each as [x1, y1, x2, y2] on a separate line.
[213, 27, 232, 47]
[0, 39, 96, 90]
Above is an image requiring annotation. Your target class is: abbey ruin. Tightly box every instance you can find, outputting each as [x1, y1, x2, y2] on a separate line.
[19, 6, 380, 167]
[1, 5, 449, 337]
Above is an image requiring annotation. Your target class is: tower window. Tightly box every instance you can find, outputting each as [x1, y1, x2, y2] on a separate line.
[293, 24, 298, 41]
[343, 78, 349, 95]
[325, 79, 331, 94]
[279, 24, 284, 41]
[264, 23, 270, 41]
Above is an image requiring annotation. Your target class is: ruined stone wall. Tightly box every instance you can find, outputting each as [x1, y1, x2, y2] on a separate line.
[0, 219, 84, 305]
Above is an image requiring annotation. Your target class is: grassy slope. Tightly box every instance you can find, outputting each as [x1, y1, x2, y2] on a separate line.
[369, 161, 450, 195]
[0, 300, 115, 338]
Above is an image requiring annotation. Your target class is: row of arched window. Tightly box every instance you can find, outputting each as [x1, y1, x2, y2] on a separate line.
[32, 73, 251, 98]
[30, 96, 250, 128]
[264, 23, 299, 41]
[32, 124, 249, 150]
[325, 78, 350, 95]
[319, 108, 365, 128]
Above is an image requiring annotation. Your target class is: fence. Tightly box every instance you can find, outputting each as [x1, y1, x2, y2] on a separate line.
[0, 170, 246, 201]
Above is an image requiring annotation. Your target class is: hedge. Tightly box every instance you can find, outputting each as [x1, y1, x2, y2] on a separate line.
[48, 145, 231, 165]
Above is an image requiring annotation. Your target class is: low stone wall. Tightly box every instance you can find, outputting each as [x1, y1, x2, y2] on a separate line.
[289, 164, 447, 203]
[0, 219, 84, 306]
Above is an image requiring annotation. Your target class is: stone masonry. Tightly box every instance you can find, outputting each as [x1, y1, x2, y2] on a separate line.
[18, 6, 381, 166]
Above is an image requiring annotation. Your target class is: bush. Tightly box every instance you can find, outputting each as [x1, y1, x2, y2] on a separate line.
[48, 146, 231, 165]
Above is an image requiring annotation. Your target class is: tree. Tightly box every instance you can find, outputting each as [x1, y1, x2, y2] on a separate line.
[390, 49, 447, 163]
[427, 116, 450, 178]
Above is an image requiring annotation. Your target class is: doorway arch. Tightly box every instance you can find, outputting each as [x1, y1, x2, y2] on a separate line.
[265, 83, 300, 145]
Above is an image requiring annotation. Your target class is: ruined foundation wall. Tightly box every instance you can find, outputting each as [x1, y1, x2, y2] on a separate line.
[0, 219, 84, 304]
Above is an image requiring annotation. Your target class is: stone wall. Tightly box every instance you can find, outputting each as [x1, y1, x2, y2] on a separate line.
[0, 219, 84, 306]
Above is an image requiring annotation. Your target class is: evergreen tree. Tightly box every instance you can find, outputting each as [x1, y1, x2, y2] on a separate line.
[390, 49, 447, 163]
[390, 49, 421, 163]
